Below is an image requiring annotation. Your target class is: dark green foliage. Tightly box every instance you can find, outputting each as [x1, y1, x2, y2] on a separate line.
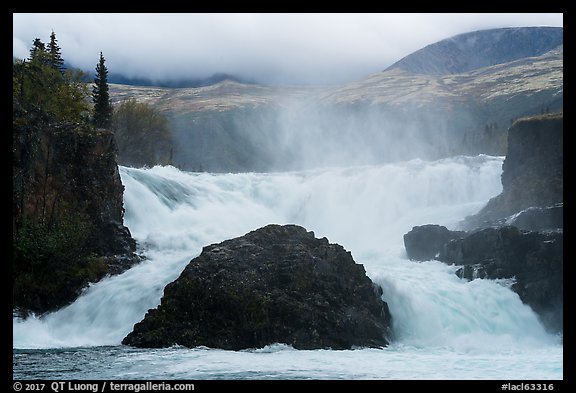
[29, 38, 48, 65]
[92, 52, 112, 128]
[13, 34, 90, 123]
[111, 99, 173, 167]
[13, 209, 109, 315]
[12, 103, 103, 314]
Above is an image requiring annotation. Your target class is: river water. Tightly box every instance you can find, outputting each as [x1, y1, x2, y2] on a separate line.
[13, 155, 563, 380]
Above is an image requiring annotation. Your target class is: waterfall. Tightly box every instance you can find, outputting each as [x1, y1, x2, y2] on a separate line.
[13, 154, 557, 351]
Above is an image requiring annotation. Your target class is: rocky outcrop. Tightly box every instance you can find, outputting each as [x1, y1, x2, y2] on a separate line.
[505, 203, 563, 232]
[403, 224, 563, 333]
[13, 101, 141, 315]
[463, 113, 563, 230]
[41, 124, 139, 266]
[123, 224, 392, 350]
[403, 224, 465, 261]
[403, 113, 563, 334]
[438, 226, 563, 333]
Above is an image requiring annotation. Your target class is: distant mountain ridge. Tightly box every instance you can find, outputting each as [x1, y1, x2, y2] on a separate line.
[109, 26, 563, 172]
[67, 63, 256, 88]
[386, 26, 563, 75]
[106, 72, 257, 88]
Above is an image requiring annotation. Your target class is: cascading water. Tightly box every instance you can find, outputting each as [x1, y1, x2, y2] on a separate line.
[12, 155, 563, 379]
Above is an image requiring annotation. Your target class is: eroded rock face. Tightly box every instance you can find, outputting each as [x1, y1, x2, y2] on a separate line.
[13, 102, 141, 314]
[123, 224, 393, 350]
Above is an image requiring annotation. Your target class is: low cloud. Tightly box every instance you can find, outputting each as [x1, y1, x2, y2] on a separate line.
[13, 13, 563, 85]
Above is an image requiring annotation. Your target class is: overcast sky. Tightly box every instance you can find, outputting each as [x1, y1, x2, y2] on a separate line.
[13, 13, 563, 86]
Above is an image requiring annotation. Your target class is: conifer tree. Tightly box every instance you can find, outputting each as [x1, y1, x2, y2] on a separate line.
[92, 52, 112, 128]
[47, 31, 65, 74]
[29, 38, 48, 65]
[15, 35, 89, 122]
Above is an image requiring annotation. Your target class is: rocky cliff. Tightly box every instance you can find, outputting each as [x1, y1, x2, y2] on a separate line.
[13, 100, 141, 315]
[123, 224, 392, 350]
[403, 113, 563, 334]
[464, 112, 563, 229]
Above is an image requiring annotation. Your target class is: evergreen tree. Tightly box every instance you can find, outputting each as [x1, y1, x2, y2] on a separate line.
[23, 37, 60, 112]
[92, 52, 112, 128]
[15, 35, 89, 122]
[29, 38, 48, 65]
[47, 31, 65, 74]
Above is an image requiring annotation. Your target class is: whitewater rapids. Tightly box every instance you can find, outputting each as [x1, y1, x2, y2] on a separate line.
[13, 155, 562, 380]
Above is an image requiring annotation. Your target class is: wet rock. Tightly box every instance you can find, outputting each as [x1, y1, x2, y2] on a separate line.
[462, 113, 563, 230]
[123, 224, 393, 350]
[438, 226, 563, 333]
[403, 224, 465, 261]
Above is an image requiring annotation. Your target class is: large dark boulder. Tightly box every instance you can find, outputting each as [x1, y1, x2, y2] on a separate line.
[123, 224, 392, 350]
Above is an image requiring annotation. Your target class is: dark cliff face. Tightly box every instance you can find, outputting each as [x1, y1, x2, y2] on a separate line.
[465, 112, 563, 228]
[499, 113, 563, 211]
[404, 112, 563, 334]
[123, 224, 393, 350]
[13, 101, 141, 315]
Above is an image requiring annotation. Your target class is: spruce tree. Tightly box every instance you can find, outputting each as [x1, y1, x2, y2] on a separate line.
[47, 31, 65, 74]
[29, 38, 48, 65]
[92, 52, 112, 128]
[16, 36, 89, 121]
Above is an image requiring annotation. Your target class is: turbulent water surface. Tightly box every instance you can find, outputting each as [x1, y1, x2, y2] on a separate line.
[13, 155, 563, 380]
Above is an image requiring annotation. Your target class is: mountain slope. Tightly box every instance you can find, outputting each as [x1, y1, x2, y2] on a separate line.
[386, 26, 563, 75]
[318, 45, 563, 111]
[109, 79, 314, 113]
